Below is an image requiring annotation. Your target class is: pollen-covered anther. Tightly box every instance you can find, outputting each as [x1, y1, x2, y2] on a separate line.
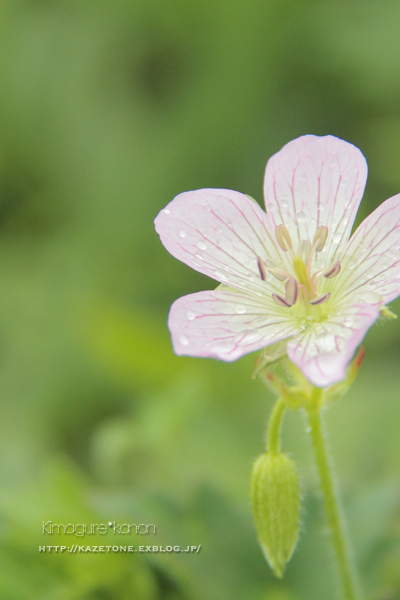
[310, 292, 330, 306]
[313, 226, 328, 252]
[257, 257, 267, 281]
[275, 224, 293, 252]
[323, 261, 341, 279]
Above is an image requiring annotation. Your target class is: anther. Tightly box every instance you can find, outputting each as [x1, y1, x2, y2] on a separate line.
[323, 261, 341, 279]
[285, 278, 298, 306]
[265, 258, 289, 281]
[298, 240, 312, 263]
[272, 293, 291, 308]
[275, 224, 293, 252]
[310, 292, 330, 306]
[257, 257, 267, 281]
[313, 226, 328, 252]
[267, 268, 287, 282]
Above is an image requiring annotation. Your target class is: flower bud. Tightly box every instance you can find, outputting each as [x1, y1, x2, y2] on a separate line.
[250, 452, 301, 577]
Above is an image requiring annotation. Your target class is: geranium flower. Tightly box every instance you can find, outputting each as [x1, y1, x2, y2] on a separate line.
[154, 135, 400, 387]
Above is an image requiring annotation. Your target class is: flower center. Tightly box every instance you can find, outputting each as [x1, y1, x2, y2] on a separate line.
[257, 225, 341, 317]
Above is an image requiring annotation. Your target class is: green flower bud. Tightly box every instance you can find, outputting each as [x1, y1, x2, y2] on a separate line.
[250, 452, 301, 578]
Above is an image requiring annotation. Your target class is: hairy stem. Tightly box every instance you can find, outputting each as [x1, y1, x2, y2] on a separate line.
[267, 397, 287, 455]
[307, 397, 362, 600]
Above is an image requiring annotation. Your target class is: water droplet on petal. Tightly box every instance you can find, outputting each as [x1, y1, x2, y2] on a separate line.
[244, 331, 261, 344]
[234, 305, 246, 314]
[179, 230, 186, 238]
[333, 233, 341, 243]
[179, 334, 189, 345]
[215, 269, 229, 281]
[281, 199, 289, 208]
[194, 251, 204, 260]
[358, 291, 382, 304]
[196, 241, 207, 250]
[216, 226, 223, 234]
[297, 211, 306, 223]
[344, 317, 355, 328]
[205, 205, 211, 212]
[213, 342, 235, 354]
[341, 178, 348, 186]
[186, 310, 196, 321]
[164, 208, 171, 214]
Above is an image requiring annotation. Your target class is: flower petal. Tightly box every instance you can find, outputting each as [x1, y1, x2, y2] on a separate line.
[286, 302, 379, 387]
[154, 189, 288, 296]
[333, 193, 400, 305]
[168, 289, 301, 361]
[263, 135, 368, 268]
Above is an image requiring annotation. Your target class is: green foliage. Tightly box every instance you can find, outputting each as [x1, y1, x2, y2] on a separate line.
[0, 0, 399, 598]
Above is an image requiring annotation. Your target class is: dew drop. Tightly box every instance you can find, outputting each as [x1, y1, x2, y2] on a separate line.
[300, 172, 307, 180]
[359, 291, 382, 304]
[341, 178, 348, 187]
[344, 318, 355, 328]
[297, 211, 306, 222]
[196, 241, 207, 250]
[234, 305, 246, 315]
[281, 199, 289, 208]
[179, 230, 186, 238]
[213, 342, 235, 354]
[215, 269, 229, 281]
[179, 334, 189, 346]
[164, 208, 171, 214]
[333, 233, 341, 244]
[318, 204, 325, 212]
[216, 226, 223, 234]
[186, 310, 196, 321]
[244, 331, 261, 343]
[205, 205, 212, 212]
[194, 251, 204, 260]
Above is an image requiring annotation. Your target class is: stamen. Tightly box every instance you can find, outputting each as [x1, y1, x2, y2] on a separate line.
[310, 292, 330, 305]
[323, 261, 341, 279]
[275, 224, 293, 252]
[257, 257, 267, 281]
[313, 226, 328, 252]
[285, 278, 298, 306]
[267, 267, 287, 282]
[265, 258, 291, 281]
[298, 240, 312, 263]
[272, 293, 291, 308]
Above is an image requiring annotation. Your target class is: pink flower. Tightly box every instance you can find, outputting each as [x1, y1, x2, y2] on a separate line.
[154, 135, 400, 387]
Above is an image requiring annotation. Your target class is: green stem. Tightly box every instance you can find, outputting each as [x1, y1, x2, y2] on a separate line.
[307, 397, 362, 600]
[267, 397, 286, 455]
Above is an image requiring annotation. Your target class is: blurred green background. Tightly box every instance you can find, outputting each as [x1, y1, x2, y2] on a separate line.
[0, 1, 399, 599]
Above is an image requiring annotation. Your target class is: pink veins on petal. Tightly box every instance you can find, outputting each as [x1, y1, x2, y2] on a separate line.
[154, 134, 400, 387]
